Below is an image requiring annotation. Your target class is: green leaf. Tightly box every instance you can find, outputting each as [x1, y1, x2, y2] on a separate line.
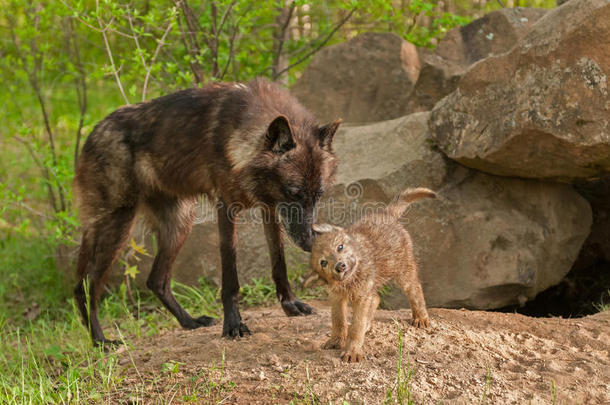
[124, 265, 139, 280]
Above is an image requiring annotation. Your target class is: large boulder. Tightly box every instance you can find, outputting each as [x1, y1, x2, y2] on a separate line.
[134, 112, 592, 310]
[406, 7, 547, 113]
[433, 7, 547, 66]
[291, 33, 420, 124]
[430, 0, 610, 182]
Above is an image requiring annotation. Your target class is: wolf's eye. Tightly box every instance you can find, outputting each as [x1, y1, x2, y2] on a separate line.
[337, 244, 343, 252]
[320, 260, 328, 268]
[287, 187, 302, 200]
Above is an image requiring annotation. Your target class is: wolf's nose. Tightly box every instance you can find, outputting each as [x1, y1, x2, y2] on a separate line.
[335, 262, 346, 273]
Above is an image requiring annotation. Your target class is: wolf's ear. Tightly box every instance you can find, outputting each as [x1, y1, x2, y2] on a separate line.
[313, 223, 339, 235]
[266, 115, 295, 154]
[317, 118, 342, 149]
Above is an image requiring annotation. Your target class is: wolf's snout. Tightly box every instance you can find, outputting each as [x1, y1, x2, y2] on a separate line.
[299, 235, 313, 252]
[335, 262, 346, 273]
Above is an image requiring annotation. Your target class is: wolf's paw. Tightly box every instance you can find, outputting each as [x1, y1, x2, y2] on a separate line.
[195, 315, 218, 327]
[340, 347, 364, 363]
[412, 316, 429, 328]
[322, 336, 345, 350]
[182, 315, 218, 330]
[93, 338, 121, 349]
[222, 321, 251, 339]
[281, 299, 314, 316]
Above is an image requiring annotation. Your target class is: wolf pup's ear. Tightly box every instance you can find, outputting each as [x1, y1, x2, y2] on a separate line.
[302, 272, 326, 288]
[317, 118, 342, 149]
[313, 223, 339, 235]
[266, 115, 295, 154]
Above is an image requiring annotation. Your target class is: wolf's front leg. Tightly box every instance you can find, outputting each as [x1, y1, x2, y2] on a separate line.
[263, 218, 313, 316]
[218, 202, 250, 338]
[323, 294, 347, 349]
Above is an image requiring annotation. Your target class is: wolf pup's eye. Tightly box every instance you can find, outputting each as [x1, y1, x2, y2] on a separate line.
[320, 260, 328, 268]
[337, 244, 343, 252]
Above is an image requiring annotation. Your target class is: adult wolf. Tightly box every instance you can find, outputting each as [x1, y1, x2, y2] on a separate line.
[74, 78, 341, 346]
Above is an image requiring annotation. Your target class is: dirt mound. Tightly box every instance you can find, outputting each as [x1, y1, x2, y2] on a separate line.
[115, 302, 610, 404]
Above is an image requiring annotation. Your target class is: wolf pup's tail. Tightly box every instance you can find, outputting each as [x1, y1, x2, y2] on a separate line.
[387, 187, 436, 220]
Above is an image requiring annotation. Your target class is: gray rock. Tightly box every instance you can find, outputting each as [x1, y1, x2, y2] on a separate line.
[292, 32, 420, 124]
[406, 7, 547, 113]
[430, 0, 610, 182]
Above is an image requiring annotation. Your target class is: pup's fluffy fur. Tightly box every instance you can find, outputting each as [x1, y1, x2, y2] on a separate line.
[309, 188, 435, 362]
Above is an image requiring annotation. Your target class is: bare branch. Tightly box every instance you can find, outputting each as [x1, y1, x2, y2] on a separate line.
[142, 22, 173, 100]
[272, 7, 356, 79]
[96, 0, 130, 104]
[175, 0, 205, 84]
[14, 135, 58, 213]
[218, 23, 239, 80]
[271, 1, 296, 82]
[218, 0, 237, 34]
[127, 10, 149, 72]
[65, 17, 87, 168]
[9, 9, 66, 212]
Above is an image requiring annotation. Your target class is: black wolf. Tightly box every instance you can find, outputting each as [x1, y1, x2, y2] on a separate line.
[73, 78, 341, 345]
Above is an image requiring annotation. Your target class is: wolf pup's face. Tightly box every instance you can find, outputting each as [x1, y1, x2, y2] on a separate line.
[310, 224, 359, 283]
[248, 116, 341, 252]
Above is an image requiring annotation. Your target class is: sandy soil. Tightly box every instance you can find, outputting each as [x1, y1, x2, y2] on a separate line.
[115, 301, 610, 404]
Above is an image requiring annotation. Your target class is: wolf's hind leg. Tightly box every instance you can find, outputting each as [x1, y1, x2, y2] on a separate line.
[75, 207, 136, 347]
[145, 196, 217, 329]
[263, 218, 313, 316]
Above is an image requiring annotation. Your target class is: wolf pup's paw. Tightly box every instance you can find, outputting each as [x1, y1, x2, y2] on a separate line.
[322, 336, 345, 350]
[281, 299, 313, 316]
[340, 347, 364, 363]
[412, 316, 429, 328]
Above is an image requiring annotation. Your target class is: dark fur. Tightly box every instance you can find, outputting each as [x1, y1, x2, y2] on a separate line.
[74, 78, 340, 345]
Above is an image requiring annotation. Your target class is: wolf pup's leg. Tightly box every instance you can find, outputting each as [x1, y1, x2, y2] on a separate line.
[341, 295, 375, 363]
[145, 196, 217, 329]
[323, 294, 347, 349]
[365, 294, 380, 333]
[218, 201, 251, 338]
[263, 218, 313, 316]
[398, 260, 430, 328]
[75, 207, 136, 347]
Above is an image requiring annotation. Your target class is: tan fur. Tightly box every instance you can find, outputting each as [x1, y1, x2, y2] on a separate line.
[310, 188, 436, 362]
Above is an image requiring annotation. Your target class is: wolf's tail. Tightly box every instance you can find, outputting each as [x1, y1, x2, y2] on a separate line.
[387, 187, 436, 220]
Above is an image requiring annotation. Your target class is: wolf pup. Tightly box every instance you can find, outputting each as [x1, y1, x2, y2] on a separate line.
[74, 78, 341, 346]
[309, 188, 435, 362]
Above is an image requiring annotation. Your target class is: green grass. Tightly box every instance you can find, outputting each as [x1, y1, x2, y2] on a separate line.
[594, 290, 610, 312]
[0, 231, 322, 403]
[384, 322, 416, 405]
